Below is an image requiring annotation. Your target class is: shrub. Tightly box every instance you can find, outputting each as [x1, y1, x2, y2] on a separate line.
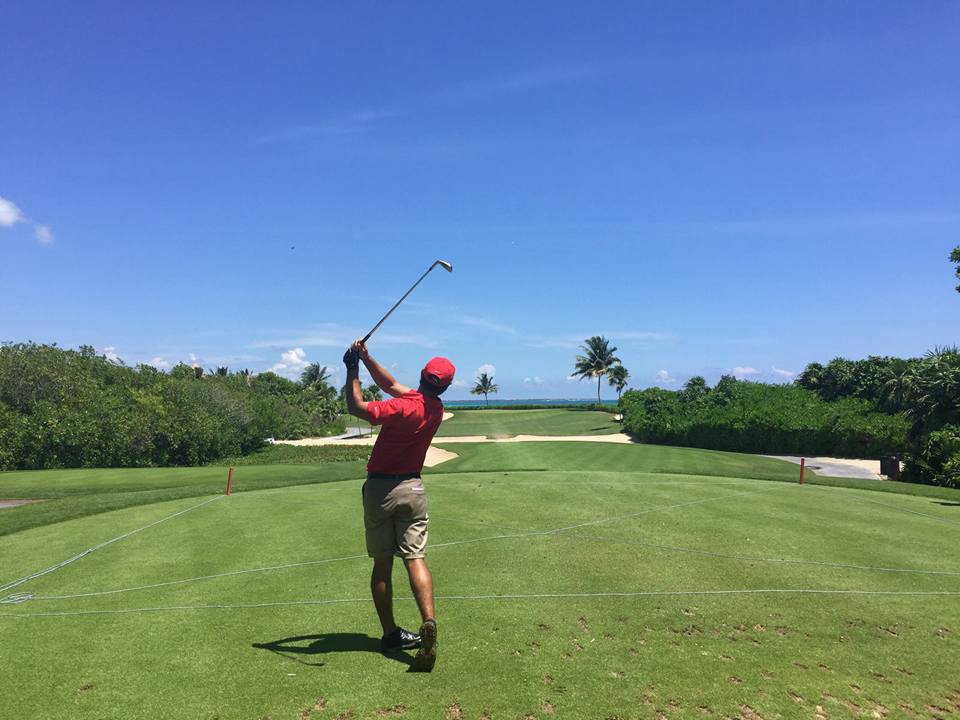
[620, 379, 909, 459]
[904, 425, 960, 488]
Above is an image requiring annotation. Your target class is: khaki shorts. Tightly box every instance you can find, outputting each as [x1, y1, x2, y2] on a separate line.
[362, 476, 429, 559]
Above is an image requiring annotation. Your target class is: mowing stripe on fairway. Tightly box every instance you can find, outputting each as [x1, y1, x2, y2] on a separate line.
[434, 515, 960, 577]
[10, 483, 778, 603]
[0, 495, 222, 600]
[4, 587, 960, 618]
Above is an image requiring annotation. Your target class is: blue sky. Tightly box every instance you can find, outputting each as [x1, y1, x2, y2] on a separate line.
[2, 2, 958, 400]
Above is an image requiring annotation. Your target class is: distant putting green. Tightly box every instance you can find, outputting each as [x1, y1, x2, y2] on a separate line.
[436, 408, 620, 437]
[2, 440, 960, 719]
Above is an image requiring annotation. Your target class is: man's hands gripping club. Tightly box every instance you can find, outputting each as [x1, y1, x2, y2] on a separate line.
[343, 341, 411, 421]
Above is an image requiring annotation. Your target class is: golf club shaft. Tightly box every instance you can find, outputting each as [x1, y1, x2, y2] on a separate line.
[361, 262, 440, 344]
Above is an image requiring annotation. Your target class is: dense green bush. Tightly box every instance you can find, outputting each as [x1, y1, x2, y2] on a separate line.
[0, 343, 346, 470]
[904, 425, 960, 488]
[620, 377, 909, 458]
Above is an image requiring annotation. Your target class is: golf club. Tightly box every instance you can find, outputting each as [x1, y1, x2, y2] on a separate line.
[360, 259, 453, 344]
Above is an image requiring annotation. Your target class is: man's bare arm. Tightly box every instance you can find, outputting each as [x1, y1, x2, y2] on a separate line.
[354, 340, 411, 398]
[344, 350, 372, 422]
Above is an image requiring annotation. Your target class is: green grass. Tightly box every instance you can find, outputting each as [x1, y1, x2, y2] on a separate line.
[222, 443, 371, 466]
[436, 408, 621, 437]
[2, 440, 960, 719]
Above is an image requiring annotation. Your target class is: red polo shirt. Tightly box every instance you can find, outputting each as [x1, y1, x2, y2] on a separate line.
[366, 391, 444, 474]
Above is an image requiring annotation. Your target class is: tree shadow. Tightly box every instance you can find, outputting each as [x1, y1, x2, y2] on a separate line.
[252, 633, 413, 668]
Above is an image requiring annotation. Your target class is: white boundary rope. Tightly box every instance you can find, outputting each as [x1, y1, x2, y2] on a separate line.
[4, 588, 960, 618]
[0, 495, 223, 602]
[20, 485, 775, 602]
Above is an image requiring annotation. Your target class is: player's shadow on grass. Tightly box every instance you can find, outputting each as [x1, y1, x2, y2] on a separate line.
[252, 634, 413, 668]
[932, 501, 960, 507]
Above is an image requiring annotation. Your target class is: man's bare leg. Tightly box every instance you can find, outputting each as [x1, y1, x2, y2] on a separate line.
[405, 557, 438, 671]
[403, 557, 435, 621]
[371, 555, 396, 634]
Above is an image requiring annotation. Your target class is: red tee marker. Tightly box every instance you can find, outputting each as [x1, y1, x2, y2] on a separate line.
[226, 466, 234, 495]
[799, 458, 805, 485]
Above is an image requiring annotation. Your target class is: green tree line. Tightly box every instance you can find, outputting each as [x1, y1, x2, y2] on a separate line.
[0, 343, 348, 470]
[620, 349, 960, 488]
[620, 375, 909, 461]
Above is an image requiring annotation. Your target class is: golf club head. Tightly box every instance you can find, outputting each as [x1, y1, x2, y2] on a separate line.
[435, 259, 453, 272]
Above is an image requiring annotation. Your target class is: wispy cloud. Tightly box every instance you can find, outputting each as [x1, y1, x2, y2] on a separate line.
[525, 330, 673, 350]
[251, 323, 440, 351]
[523, 376, 545, 385]
[257, 110, 401, 144]
[491, 63, 604, 93]
[771, 366, 797, 380]
[731, 366, 760, 379]
[460, 315, 517, 334]
[33, 225, 54, 245]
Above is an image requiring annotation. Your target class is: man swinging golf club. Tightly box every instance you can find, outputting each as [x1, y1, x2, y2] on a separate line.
[344, 340, 455, 672]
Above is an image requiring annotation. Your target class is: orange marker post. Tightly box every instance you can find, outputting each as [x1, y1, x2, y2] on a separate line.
[226, 466, 234, 495]
[799, 458, 805, 485]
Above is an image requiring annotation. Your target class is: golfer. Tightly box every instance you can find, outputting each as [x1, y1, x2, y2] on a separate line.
[343, 340, 455, 672]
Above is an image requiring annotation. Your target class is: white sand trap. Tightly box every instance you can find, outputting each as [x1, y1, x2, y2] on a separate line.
[276, 437, 459, 467]
[442, 411, 454, 422]
[423, 446, 459, 467]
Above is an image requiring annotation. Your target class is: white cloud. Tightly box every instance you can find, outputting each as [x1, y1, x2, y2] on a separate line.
[452, 379, 469, 389]
[100, 346, 123, 364]
[477, 363, 496, 378]
[268, 347, 310, 379]
[148, 357, 173, 370]
[731, 367, 760, 379]
[33, 224, 54, 245]
[772, 367, 796, 380]
[655, 369, 678, 386]
[523, 376, 545, 385]
[565, 374, 579, 383]
[0, 197, 25, 227]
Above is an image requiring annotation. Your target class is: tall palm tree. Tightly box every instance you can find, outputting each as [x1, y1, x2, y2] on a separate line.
[471, 372, 499, 407]
[573, 336, 620, 404]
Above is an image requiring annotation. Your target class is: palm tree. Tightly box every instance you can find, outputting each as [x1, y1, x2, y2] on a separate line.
[878, 358, 913, 412]
[608, 364, 629, 402]
[573, 336, 620, 404]
[300, 362, 331, 388]
[608, 364, 629, 422]
[471, 372, 499, 407]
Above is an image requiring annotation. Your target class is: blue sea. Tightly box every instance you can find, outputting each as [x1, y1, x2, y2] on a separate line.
[444, 398, 619, 409]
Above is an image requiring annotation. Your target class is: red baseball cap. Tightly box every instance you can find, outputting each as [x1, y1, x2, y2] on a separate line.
[421, 356, 456, 388]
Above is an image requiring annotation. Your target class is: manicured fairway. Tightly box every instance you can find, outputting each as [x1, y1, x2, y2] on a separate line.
[2, 441, 959, 719]
[435, 408, 621, 437]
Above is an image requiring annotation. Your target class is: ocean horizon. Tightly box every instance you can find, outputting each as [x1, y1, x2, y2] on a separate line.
[444, 398, 619, 408]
